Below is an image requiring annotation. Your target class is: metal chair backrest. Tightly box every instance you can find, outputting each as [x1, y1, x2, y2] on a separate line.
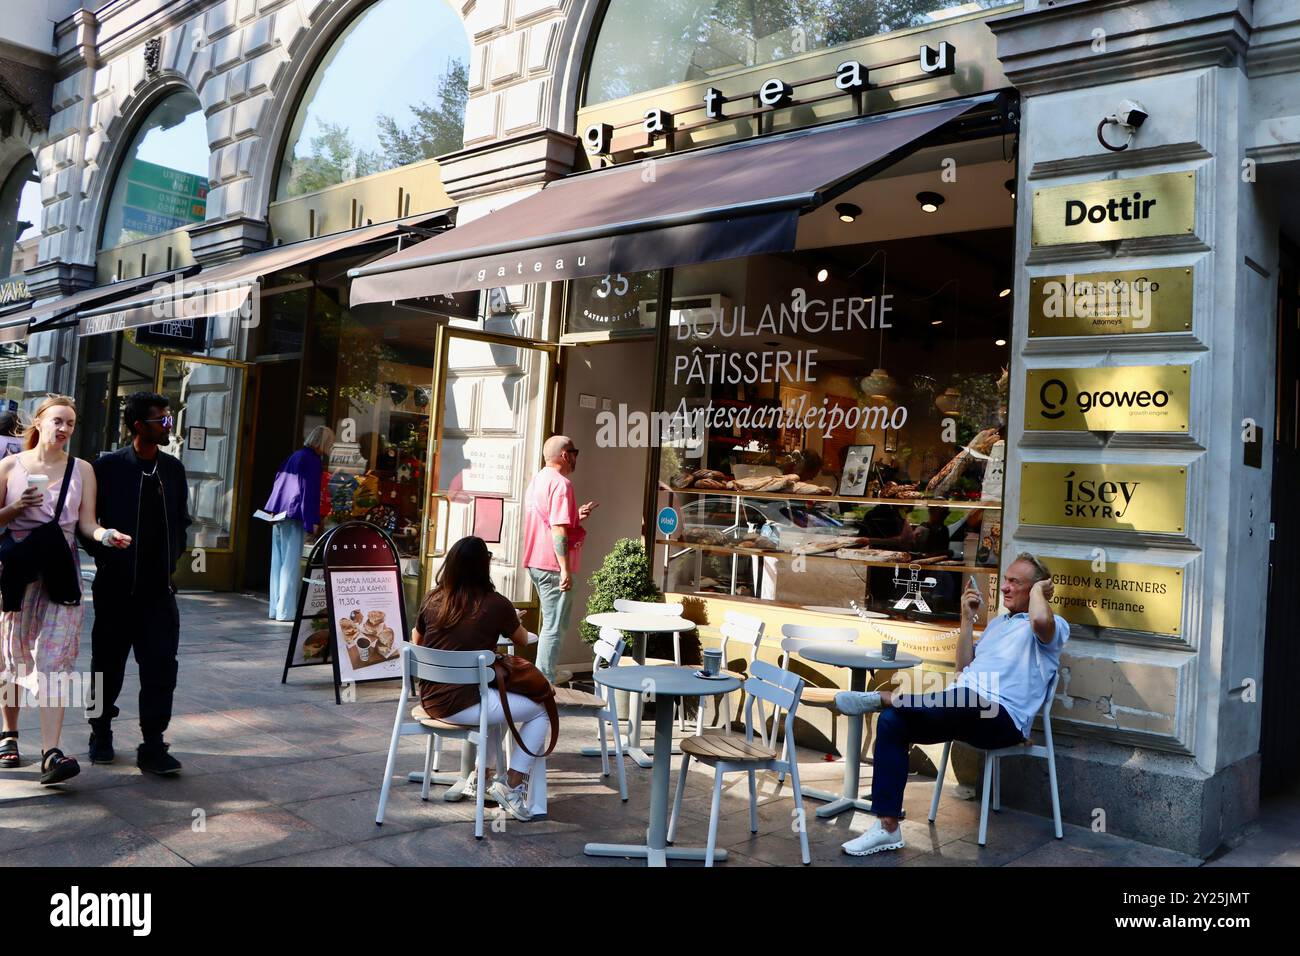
[402, 642, 494, 699]
[614, 598, 684, 617]
[742, 659, 804, 745]
[778, 623, 858, 669]
[593, 627, 625, 669]
[720, 611, 764, 666]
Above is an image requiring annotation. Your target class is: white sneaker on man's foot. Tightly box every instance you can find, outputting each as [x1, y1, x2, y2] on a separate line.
[842, 821, 905, 856]
[488, 779, 533, 822]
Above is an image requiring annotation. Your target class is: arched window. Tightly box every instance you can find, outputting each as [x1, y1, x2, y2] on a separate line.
[1, 155, 40, 277]
[98, 89, 208, 249]
[274, 0, 470, 200]
[583, 0, 1013, 106]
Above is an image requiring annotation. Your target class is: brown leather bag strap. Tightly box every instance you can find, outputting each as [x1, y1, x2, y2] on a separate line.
[491, 660, 560, 758]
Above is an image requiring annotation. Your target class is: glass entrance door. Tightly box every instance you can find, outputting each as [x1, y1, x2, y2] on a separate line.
[155, 352, 250, 590]
[424, 327, 559, 606]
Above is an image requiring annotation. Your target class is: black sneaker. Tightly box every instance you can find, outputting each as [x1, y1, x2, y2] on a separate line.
[88, 730, 115, 764]
[137, 742, 182, 775]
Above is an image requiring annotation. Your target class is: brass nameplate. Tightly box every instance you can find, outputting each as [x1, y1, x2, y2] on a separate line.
[1019, 463, 1187, 534]
[1024, 365, 1190, 432]
[1047, 557, 1183, 635]
[1029, 267, 1193, 337]
[1032, 172, 1195, 246]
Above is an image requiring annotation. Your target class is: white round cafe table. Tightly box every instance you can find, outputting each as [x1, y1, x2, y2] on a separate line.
[583, 611, 698, 768]
[797, 643, 922, 820]
[584, 666, 739, 867]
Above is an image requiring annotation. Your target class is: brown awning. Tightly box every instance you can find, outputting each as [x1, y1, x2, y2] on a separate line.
[1, 308, 31, 345]
[348, 96, 990, 306]
[25, 267, 199, 335]
[75, 211, 452, 336]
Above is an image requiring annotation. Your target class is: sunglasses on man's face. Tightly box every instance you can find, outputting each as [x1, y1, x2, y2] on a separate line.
[567, 447, 580, 457]
[144, 415, 175, 429]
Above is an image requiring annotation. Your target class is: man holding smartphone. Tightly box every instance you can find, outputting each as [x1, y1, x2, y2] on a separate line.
[834, 552, 1069, 856]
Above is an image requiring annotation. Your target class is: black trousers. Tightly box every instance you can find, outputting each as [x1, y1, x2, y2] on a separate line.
[88, 586, 180, 744]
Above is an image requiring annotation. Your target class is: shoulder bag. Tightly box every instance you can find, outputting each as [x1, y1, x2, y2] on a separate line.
[0, 456, 81, 610]
[489, 654, 560, 758]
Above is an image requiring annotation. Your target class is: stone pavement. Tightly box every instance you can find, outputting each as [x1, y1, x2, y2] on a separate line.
[0, 591, 1246, 867]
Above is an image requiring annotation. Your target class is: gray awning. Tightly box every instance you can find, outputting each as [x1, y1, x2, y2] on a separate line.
[1, 307, 32, 345]
[25, 267, 199, 334]
[348, 96, 989, 306]
[75, 211, 452, 336]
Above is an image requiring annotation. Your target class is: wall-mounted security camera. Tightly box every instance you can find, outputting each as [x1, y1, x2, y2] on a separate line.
[1098, 99, 1148, 151]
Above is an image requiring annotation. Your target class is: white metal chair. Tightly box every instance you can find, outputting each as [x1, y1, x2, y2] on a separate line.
[928, 672, 1063, 845]
[667, 659, 811, 866]
[613, 598, 689, 730]
[376, 643, 505, 840]
[554, 627, 629, 801]
[773, 623, 860, 780]
[700, 610, 766, 739]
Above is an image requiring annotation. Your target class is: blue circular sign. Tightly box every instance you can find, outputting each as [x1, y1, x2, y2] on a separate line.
[656, 506, 679, 537]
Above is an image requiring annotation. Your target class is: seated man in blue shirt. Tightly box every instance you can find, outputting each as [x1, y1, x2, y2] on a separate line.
[834, 552, 1069, 856]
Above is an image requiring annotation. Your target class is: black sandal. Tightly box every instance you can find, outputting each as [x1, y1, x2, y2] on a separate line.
[40, 748, 80, 786]
[0, 731, 17, 769]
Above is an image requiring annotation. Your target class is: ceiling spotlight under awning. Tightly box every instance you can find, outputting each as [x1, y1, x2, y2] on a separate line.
[998, 287, 1011, 298]
[916, 191, 945, 213]
[835, 202, 862, 223]
[816, 267, 830, 282]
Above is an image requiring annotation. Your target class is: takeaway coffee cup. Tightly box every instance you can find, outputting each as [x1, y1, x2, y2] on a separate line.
[356, 636, 373, 662]
[26, 473, 49, 499]
[702, 648, 723, 676]
[880, 640, 898, 662]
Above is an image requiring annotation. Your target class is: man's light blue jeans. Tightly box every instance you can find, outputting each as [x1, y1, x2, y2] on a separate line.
[528, 567, 572, 683]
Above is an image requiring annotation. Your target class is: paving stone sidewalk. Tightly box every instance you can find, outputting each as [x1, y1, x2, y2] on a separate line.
[0, 591, 1261, 867]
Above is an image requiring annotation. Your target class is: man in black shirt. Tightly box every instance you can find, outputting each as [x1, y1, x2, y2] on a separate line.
[86, 392, 190, 774]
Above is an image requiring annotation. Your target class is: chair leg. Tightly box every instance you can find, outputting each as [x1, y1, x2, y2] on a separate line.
[474, 739, 488, 840]
[420, 735, 435, 801]
[705, 769, 724, 867]
[992, 756, 1001, 812]
[787, 759, 811, 865]
[674, 633, 685, 732]
[375, 717, 404, 826]
[668, 753, 691, 844]
[977, 751, 994, 846]
[597, 713, 610, 777]
[721, 693, 733, 737]
[1046, 744, 1063, 840]
[431, 735, 442, 773]
[777, 724, 790, 785]
[747, 769, 759, 834]
[696, 696, 705, 737]
[928, 741, 952, 823]
[608, 695, 628, 802]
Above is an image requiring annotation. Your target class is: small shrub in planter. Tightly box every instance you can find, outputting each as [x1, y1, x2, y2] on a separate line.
[581, 538, 662, 645]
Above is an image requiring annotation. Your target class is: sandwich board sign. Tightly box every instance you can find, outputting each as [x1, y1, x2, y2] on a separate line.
[281, 521, 407, 704]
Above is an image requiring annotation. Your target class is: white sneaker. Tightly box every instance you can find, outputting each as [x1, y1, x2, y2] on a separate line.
[488, 779, 533, 822]
[842, 821, 905, 856]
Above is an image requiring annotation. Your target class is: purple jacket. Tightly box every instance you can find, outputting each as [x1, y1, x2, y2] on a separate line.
[263, 446, 322, 528]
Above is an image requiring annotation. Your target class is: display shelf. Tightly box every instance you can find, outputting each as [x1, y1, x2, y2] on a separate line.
[662, 484, 1002, 510]
[655, 538, 997, 575]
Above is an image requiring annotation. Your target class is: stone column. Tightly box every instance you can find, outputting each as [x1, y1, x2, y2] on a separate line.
[989, 0, 1281, 855]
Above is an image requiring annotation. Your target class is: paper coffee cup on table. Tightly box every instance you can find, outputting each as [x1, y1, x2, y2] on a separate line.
[880, 640, 898, 662]
[702, 648, 723, 676]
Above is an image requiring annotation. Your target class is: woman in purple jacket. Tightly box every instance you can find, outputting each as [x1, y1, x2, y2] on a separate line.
[263, 425, 334, 621]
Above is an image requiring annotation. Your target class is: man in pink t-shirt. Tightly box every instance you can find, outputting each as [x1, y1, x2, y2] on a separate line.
[523, 435, 597, 682]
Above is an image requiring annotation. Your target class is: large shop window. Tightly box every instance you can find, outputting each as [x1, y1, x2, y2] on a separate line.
[298, 290, 437, 560]
[274, 0, 470, 199]
[655, 231, 1011, 625]
[98, 90, 209, 249]
[584, 0, 1015, 105]
[1, 155, 40, 279]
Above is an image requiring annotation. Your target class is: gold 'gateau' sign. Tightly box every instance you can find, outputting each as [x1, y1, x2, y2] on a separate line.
[1032, 172, 1195, 246]
[1024, 365, 1190, 432]
[1028, 267, 1193, 337]
[1047, 557, 1184, 635]
[1020, 462, 1187, 535]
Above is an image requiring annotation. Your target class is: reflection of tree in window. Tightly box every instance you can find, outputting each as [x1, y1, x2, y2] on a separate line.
[585, 0, 1011, 105]
[275, 0, 470, 199]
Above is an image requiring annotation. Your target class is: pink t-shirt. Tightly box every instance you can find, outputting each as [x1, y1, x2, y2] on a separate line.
[522, 467, 580, 573]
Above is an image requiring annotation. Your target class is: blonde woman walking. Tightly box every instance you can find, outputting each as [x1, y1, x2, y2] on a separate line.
[0, 395, 130, 784]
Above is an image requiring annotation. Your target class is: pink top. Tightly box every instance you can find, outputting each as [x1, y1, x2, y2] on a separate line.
[522, 467, 580, 573]
[5, 457, 82, 545]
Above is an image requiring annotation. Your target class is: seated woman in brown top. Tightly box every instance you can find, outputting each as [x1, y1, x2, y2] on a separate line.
[411, 535, 547, 822]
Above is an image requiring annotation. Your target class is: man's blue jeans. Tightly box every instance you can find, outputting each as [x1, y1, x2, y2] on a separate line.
[870, 690, 1024, 818]
[269, 519, 305, 621]
[528, 567, 572, 683]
